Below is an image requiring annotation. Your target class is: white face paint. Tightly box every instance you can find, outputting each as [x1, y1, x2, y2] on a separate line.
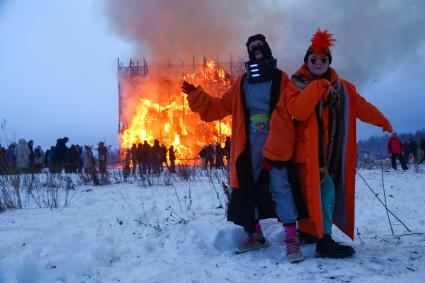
[306, 54, 330, 77]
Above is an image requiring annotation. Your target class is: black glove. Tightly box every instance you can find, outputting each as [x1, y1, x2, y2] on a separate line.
[182, 81, 196, 94]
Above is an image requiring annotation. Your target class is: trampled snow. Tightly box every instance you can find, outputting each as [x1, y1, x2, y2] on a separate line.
[1, 167, 424, 282]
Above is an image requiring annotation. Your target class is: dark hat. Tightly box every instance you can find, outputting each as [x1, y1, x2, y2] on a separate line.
[246, 34, 267, 47]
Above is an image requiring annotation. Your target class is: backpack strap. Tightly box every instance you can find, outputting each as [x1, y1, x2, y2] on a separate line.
[269, 69, 283, 115]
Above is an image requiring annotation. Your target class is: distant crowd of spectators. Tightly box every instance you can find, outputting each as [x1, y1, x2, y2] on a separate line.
[0, 137, 108, 175]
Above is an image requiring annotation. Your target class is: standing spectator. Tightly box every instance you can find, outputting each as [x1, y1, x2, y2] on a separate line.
[151, 139, 162, 174]
[215, 143, 224, 168]
[141, 140, 152, 174]
[53, 137, 69, 173]
[33, 146, 44, 173]
[137, 143, 143, 174]
[224, 136, 231, 165]
[82, 146, 94, 173]
[123, 148, 131, 179]
[6, 143, 17, 173]
[0, 146, 7, 174]
[68, 145, 79, 173]
[402, 141, 410, 164]
[27, 140, 35, 173]
[45, 146, 55, 173]
[168, 145, 176, 173]
[97, 142, 108, 174]
[418, 137, 425, 164]
[206, 144, 215, 169]
[82, 146, 99, 185]
[408, 138, 419, 164]
[131, 143, 138, 174]
[161, 144, 168, 170]
[199, 146, 207, 170]
[76, 145, 83, 173]
[44, 147, 50, 168]
[387, 133, 408, 170]
[14, 139, 30, 174]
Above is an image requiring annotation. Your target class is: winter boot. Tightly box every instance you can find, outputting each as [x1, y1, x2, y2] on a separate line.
[235, 231, 269, 254]
[297, 229, 318, 244]
[283, 235, 304, 263]
[315, 234, 355, 258]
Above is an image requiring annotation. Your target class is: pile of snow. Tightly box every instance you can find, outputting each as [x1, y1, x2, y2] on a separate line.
[1, 167, 424, 282]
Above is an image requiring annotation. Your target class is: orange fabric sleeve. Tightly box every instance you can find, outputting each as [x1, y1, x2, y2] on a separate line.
[186, 84, 233, 122]
[355, 92, 393, 133]
[286, 79, 329, 121]
[262, 73, 295, 162]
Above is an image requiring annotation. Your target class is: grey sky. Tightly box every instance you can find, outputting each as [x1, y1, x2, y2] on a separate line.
[1, 0, 424, 149]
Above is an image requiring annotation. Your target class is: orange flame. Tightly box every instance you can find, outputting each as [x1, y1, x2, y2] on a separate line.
[120, 60, 234, 163]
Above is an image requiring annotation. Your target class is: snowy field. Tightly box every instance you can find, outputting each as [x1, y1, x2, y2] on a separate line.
[1, 166, 425, 283]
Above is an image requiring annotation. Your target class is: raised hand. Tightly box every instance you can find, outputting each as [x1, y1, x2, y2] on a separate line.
[182, 81, 196, 94]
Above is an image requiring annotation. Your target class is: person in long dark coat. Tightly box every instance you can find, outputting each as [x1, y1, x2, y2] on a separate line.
[168, 145, 176, 173]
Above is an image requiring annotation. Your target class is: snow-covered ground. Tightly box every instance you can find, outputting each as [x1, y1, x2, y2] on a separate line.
[1, 167, 425, 283]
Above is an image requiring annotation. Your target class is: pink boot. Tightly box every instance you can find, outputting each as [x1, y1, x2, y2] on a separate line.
[283, 224, 304, 263]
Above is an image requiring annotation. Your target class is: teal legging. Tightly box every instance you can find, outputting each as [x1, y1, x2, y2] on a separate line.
[320, 175, 335, 235]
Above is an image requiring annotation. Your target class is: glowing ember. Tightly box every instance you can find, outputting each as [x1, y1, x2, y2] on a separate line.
[119, 59, 237, 162]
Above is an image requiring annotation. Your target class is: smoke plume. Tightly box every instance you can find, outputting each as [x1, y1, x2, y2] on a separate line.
[105, 0, 425, 87]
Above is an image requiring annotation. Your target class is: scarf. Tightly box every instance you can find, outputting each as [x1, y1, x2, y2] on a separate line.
[291, 71, 346, 184]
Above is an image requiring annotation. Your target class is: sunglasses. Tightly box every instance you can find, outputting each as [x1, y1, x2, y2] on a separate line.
[310, 57, 328, 64]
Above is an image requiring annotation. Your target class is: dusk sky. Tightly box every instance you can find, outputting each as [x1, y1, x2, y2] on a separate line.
[0, 0, 134, 148]
[1, 0, 424, 149]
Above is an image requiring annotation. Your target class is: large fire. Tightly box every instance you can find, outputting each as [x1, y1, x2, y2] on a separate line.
[119, 59, 241, 162]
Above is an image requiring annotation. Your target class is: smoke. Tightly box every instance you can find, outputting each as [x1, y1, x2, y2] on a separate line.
[104, 0, 282, 63]
[105, 0, 425, 88]
[277, 0, 425, 87]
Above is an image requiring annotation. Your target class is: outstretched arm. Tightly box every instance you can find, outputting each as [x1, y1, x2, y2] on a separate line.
[355, 92, 393, 133]
[183, 81, 233, 122]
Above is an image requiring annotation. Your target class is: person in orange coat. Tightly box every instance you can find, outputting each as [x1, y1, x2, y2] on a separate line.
[182, 34, 304, 263]
[286, 29, 393, 258]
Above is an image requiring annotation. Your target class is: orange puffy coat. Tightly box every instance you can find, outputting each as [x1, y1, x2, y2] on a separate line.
[187, 72, 295, 189]
[286, 65, 392, 239]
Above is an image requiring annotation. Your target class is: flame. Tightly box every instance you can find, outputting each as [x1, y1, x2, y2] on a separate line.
[120, 60, 235, 163]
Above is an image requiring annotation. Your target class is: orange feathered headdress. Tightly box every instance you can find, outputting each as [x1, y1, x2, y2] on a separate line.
[304, 28, 336, 64]
[311, 28, 335, 54]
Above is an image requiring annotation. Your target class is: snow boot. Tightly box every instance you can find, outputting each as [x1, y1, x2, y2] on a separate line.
[235, 231, 269, 254]
[315, 234, 355, 258]
[283, 235, 304, 263]
[297, 229, 318, 244]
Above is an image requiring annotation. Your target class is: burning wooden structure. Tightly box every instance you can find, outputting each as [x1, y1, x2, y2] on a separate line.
[117, 57, 244, 161]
